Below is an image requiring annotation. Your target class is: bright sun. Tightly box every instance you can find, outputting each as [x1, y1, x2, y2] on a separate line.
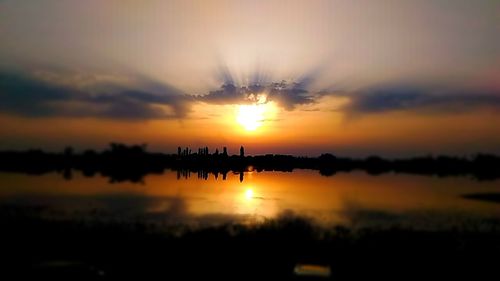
[237, 104, 266, 131]
[236, 96, 278, 132]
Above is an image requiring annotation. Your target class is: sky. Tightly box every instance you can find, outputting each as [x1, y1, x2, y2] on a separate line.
[0, 0, 499, 157]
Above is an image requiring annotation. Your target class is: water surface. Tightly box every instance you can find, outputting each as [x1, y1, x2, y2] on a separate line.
[1, 170, 499, 229]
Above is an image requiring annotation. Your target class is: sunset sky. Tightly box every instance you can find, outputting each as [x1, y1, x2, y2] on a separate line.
[1, 0, 499, 156]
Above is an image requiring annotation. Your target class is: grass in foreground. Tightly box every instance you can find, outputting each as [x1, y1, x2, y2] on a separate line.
[0, 210, 499, 280]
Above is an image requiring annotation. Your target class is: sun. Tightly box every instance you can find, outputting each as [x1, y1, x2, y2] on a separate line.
[236, 96, 278, 132]
[237, 104, 266, 131]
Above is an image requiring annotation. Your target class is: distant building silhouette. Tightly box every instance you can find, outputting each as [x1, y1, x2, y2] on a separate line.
[240, 146, 245, 157]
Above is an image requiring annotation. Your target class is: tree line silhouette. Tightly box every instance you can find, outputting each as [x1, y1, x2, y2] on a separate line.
[0, 143, 499, 183]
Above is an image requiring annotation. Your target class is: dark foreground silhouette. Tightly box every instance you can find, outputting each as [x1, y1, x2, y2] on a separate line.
[1, 143, 500, 183]
[462, 193, 500, 204]
[1, 208, 498, 281]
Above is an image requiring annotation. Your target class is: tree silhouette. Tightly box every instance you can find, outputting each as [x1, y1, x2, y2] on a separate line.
[2, 144, 500, 182]
[64, 146, 74, 158]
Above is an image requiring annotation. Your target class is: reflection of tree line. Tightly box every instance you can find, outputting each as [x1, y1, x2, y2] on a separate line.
[1, 143, 499, 183]
[177, 169, 244, 182]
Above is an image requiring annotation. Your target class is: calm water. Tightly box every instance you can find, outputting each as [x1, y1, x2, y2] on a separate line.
[1, 170, 499, 230]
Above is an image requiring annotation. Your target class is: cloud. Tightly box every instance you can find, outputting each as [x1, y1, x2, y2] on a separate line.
[0, 67, 324, 121]
[197, 80, 320, 110]
[336, 85, 500, 115]
[0, 70, 192, 120]
[4, 69, 498, 122]
[199, 63, 329, 110]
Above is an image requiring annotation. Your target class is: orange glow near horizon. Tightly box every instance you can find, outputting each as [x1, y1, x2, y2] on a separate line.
[1, 103, 500, 156]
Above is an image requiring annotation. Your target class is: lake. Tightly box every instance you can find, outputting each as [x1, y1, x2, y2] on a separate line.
[1, 169, 499, 230]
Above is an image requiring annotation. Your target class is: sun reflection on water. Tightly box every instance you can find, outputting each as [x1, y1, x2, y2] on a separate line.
[244, 188, 254, 200]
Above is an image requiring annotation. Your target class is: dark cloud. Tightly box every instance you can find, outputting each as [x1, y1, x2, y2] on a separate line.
[0, 71, 192, 120]
[4, 69, 498, 122]
[197, 80, 320, 110]
[0, 71, 72, 117]
[337, 85, 500, 115]
[268, 81, 316, 110]
[201, 63, 327, 110]
[198, 83, 248, 105]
